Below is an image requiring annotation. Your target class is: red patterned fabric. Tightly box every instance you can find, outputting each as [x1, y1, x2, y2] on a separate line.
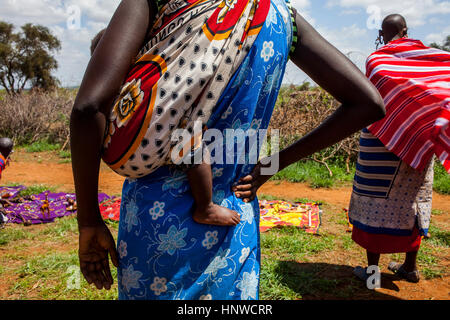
[366, 38, 450, 173]
[99, 197, 121, 221]
[0, 154, 6, 180]
[352, 225, 422, 254]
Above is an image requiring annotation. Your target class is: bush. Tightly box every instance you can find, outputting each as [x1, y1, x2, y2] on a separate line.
[269, 86, 360, 176]
[0, 89, 75, 147]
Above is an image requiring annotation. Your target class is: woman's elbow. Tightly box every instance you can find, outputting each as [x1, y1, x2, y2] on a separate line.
[69, 102, 104, 139]
[70, 102, 100, 124]
[364, 88, 386, 122]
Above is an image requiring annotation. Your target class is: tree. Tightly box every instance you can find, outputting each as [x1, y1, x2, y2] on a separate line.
[430, 35, 450, 52]
[0, 21, 61, 94]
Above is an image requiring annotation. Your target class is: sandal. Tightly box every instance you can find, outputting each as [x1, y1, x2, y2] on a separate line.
[388, 262, 420, 283]
[353, 266, 370, 282]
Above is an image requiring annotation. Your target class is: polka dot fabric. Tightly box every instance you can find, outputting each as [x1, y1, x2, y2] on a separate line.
[102, 0, 270, 179]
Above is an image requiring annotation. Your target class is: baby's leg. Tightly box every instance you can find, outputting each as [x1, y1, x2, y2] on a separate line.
[187, 162, 240, 226]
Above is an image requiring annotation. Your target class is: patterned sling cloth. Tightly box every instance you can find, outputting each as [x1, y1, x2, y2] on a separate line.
[102, 0, 270, 178]
[366, 38, 450, 174]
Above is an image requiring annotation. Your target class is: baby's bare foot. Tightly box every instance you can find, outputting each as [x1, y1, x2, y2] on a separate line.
[193, 203, 240, 226]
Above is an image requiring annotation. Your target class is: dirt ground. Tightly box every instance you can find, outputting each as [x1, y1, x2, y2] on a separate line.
[1, 151, 449, 300]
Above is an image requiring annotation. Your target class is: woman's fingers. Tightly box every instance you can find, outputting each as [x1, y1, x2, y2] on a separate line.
[88, 261, 97, 273]
[237, 190, 254, 198]
[80, 255, 114, 290]
[232, 175, 254, 192]
[80, 263, 94, 284]
[238, 175, 253, 184]
[234, 183, 253, 191]
[86, 268, 101, 287]
[102, 258, 114, 286]
[93, 272, 104, 290]
[109, 244, 120, 268]
[243, 195, 256, 203]
[94, 263, 108, 289]
[81, 261, 112, 290]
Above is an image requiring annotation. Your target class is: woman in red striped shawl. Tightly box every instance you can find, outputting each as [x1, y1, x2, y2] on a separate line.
[347, 14, 450, 284]
[235, 13, 449, 285]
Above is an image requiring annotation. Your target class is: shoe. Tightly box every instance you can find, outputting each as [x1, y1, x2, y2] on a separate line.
[353, 266, 370, 282]
[388, 262, 420, 283]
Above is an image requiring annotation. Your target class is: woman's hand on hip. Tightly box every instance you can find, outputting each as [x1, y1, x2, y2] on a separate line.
[78, 222, 119, 290]
[232, 159, 275, 202]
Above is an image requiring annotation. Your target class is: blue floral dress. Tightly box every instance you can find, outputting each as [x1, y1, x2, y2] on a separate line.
[117, 0, 293, 300]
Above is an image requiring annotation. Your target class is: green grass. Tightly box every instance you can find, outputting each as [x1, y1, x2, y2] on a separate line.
[11, 251, 118, 299]
[427, 225, 450, 248]
[23, 140, 60, 153]
[58, 150, 71, 159]
[433, 161, 450, 195]
[36, 216, 79, 243]
[261, 227, 335, 259]
[261, 259, 361, 299]
[58, 149, 71, 164]
[432, 209, 445, 216]
[340, 233, 356, 250]
[17, 184, 57, 197]
[260, 227, 342, 299]
[0, 212, 77, 247]
[271, 160, 355, 189]
[0, 216, 120, 300]
[417, 224, 449, 280]
[3, 182, 22, 187]
[0, 227, 36, 246]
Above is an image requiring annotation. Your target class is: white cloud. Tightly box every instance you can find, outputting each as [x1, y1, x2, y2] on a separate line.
[282, 23, 369, 85]
[326, 0, 450, 27]
[0, 0, 120, 86]
[425, 25, 450, 44]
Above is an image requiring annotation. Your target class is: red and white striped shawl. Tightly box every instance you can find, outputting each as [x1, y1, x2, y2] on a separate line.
[366, 38, 450, 173]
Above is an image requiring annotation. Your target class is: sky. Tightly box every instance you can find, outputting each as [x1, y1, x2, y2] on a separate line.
[1, 0, 449, 87]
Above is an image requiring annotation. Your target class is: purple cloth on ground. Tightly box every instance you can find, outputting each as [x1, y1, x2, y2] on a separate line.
[0, 186, 26, 199]
[0, 186, 111, 225]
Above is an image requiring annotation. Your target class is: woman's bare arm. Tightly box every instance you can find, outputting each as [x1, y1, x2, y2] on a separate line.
[278, 12, 385, 170]
[70, 0, 155, 289]
[234, 12, 385, 202]
[71, 0, 155, 227]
